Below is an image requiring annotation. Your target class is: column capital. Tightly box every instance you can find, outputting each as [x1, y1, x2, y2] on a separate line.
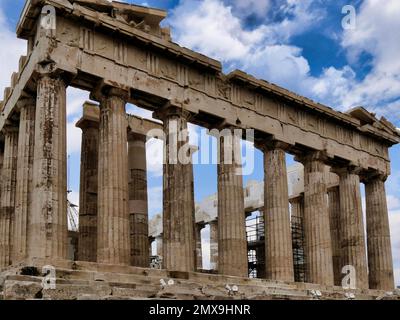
[153, 102, 192, 121]
[91, 81, 130, 102]
[76, 118, 99, 130]
[16, 96, 36, 110]
[331, 163, 363, 177]
[34, 63, 75, 85]
[361, 170, 388, 183]
[2, 123, 19, 135]
[255, 138, 290, 152]
[294, 150, 329, 165]
[76, 102, 100, 130]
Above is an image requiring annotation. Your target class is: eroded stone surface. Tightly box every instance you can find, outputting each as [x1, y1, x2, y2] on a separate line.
[0, 0, 398, 299]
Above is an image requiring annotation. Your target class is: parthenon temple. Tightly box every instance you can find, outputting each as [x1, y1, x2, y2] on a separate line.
[0, 0, 399, 300]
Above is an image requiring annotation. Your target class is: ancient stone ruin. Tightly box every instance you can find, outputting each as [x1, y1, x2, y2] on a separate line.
[0, 0, 399, 300]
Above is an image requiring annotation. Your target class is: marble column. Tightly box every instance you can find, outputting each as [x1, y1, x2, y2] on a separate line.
[97, 88, 130, 265]
[29, 75, 68, 262]
[262, 143, 294, 282]
[76, 103, 99, 262]
[335, 167, 368, 289]
[328, 187, 342, 286]
[217, 128, 248, 277]
[195, 223, 205, 271]
[157, 106, 195, 272]
[209, 220, 218, 271]
[299, 152, 334, 286]
[365, 174, 394, 290]
[0, 126, 19, 268]
[13, 98, 36, 263]
[128, 132, 149, 268]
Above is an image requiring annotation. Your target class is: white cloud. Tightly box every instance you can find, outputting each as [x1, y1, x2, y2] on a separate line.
[230, 0, 271, 18]
[169, 0, 269, 62]
[146, 137, 164, 177]
[67, 87, 89, 117]
[147, 185, 163, 217]
[67, 117, 82, 154]
[334, 0, 400, 115]
[0, 9, 26, 101]
[388, 195, 400, 211]
[167, 0, 400, 119]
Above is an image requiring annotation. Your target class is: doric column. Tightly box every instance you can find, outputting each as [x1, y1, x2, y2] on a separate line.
[155, 105, 195, 272]
[128, 132, 149, 268]
[334, 167, 368, 289]
[297, 152, 334, 286]
[261, 142, 294, 282]
[97, 87, 130, 265]
[328, 187, 342, 286]
[29, 75, 68, 262]
[0, 126, 19, 268]
[195, 223, 205, 271]
[217, 127, 247, 277]
[13, 98, 36, 263]
[76, 102, 99, 262]
[209, 220, 218, 271]
[364, 174, 394, 290]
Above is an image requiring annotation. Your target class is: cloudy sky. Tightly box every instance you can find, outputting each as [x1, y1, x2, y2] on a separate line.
[0, 0, 399, 285]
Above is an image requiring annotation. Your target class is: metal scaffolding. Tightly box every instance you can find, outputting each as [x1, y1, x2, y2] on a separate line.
[291, 215, 306, 282]
[246, 213, 265, 278]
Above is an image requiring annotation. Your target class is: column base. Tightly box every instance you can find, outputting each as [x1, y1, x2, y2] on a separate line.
[0, 261, 398, 300]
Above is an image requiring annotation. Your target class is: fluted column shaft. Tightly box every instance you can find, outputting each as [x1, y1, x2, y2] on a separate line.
[301, 153, 334, 286]
[328, 187, 342, 286]
[77, 116, 99, 262]
[195, 223, 204, 271]
[0, 128, 19, 268]
[128, 133, 149, 267]
[209, 220, 218, 271]
[337, 169, 368, 289]
[97, 88, 130, 265]
[161, 108, 195, 272]
[263, 145, 294, 282]
[217, 129, 247, 277]
[365, 176, 394, 290]
[29, 75, 68, 261]
[13, 100, 36, 263]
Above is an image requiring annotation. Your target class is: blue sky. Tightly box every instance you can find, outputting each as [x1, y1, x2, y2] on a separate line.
[0, 0, 399, 284]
